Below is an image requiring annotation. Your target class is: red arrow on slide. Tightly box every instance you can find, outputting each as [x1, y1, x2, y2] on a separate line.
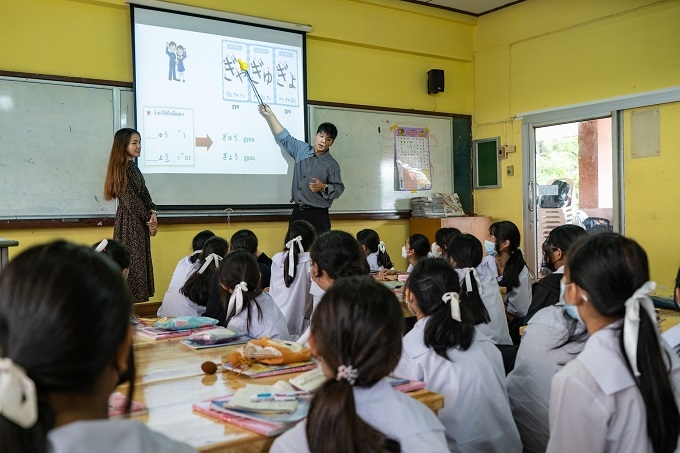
[195, 134, 213, 150]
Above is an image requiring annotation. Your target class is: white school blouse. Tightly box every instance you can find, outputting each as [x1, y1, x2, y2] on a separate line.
[269, 251, 313, 336]
[480, 255, 531, 317]
[269, 378, 448, 453]
[226, 292, 290, 340]
[506, 304, 586, 453]
[157, 256, 204, 317]
[663, 323, 680, 357]
[295, 281, 326, 345]
[469, 265, 513, 345]
[48, 419, 196, 453]
[393, 316, 522, 453]
[547, 320, 680, 453]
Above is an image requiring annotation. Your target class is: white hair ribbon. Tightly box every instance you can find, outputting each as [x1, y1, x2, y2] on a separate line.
[226, 281, 248, 319]
[198, 253, 222, 274]
[462, 267, 483, 296]
[442, 292, 462, 322]
[191, 250, 201, 256]
[378, 241, 386, 253]
[0, 358, 38, 429]
[285, 235, 304, 277]
[94, 239, 108, 253]
[623, 281, 658, 377]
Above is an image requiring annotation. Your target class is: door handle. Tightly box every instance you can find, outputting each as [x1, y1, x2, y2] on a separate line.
[528, 181, 534, 212]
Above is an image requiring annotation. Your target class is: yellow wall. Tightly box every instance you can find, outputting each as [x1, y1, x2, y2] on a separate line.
[473, 0, 680, 294]
[623, 102, 680, 296]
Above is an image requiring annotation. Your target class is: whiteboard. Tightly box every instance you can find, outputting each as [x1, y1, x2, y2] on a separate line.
[308, 105, 454, 213]
[0, 77, 134, 219]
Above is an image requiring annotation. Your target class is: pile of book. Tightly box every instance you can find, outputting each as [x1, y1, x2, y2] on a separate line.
[192, 368, 425, 437]
[410, 193, 465, 218]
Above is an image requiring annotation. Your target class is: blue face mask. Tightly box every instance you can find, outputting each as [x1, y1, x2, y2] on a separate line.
[560, 280, 583, 324]
[484, 240, 498, 257]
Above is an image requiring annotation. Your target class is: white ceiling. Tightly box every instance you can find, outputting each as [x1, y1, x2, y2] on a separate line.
[404, 0, 524, 16]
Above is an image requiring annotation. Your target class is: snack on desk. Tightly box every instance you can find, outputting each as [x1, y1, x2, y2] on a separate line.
[228, 338, 312, 367]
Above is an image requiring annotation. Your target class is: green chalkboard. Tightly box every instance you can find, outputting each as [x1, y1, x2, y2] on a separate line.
[474, 137, 500, 189]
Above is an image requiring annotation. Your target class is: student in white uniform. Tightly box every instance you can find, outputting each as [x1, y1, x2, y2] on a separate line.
[480, 221, 531, 319]
[297, 230, 370, 344]
[271, 277, 448, 453]
[378, 233, 430, 279]
[356, 228, 394, 272]
[0, 241, 195, 453]
[216, 250, 289, 339]
[506, 303, 587, 452]
[431, 227, 461, 259]
[157, 230, 215, 317]
[448, 233, 512, 345]
[547, 233, 680, 453]
[663, 267, 680, 356]
[269, 220, 317, 337]
[173, 236, 228, 317]
[393, 258, 521, 452]
[507, 224, 587, 344]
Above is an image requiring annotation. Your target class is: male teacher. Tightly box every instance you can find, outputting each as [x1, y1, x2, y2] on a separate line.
[260, 104, 344, 234]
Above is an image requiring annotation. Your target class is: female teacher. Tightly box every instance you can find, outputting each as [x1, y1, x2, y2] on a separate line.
[104, 128, 157, 302]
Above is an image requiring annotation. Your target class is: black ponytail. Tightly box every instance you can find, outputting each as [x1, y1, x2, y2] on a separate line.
[490, 221, 527, 291]
[283, 220, 317, 287]
[406, 259, 475, 359]
[219, 250, 263, 332]
[307, 277, 402, 453]
[447, 234, 490, 326]
[181, 236, 228, 306]
[569, 233, 680, 453]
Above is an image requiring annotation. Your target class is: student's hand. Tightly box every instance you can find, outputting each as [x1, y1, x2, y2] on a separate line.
[309, 178, 326, 193]
[378, 269, 391, 281]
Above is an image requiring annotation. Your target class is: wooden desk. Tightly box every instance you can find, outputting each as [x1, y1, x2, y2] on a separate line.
[124, 335, 443, 452]
[659, 308, 680, 333]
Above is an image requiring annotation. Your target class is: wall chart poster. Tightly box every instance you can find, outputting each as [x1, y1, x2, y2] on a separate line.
[394, 127, 432, 191]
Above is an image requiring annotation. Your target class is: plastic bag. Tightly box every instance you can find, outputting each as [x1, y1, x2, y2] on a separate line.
[155, 316, 218, 331]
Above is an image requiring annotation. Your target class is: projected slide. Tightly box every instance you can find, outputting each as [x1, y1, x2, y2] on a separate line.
[133, 17, 305, 176]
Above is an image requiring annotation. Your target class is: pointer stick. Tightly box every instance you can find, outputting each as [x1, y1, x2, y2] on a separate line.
[238, 58, 264, 105]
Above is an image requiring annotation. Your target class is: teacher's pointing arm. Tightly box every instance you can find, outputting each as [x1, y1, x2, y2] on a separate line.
[259, 103, 284, 136]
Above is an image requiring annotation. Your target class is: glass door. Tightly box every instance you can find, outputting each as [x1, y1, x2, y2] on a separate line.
[525, 117, 616, 277]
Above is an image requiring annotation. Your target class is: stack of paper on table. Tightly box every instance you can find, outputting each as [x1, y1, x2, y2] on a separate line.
[135, 324, 220, 340]
[192, 383, 311, 437]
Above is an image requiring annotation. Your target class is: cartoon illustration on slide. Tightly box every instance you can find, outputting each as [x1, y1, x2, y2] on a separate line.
[176, 45, 187, 82]
[166, 41, 179, 81]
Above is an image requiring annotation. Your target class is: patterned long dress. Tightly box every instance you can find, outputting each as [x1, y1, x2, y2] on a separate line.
[114, 160, 156, 302]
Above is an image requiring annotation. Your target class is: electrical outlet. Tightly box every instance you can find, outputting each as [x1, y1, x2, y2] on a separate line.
[506, 165, 514, 176]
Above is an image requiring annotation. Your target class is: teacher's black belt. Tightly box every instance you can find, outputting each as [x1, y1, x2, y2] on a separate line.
[296, 204, 326, 211]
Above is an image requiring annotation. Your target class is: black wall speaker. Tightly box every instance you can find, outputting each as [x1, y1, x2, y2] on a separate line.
[427, 69, 445, 94]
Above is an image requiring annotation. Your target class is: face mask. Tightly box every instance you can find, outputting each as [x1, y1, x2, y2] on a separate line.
[484, 240, 498, 257]
[560, 281, 583, 324]
[401, 246, 409, 259]
[431, 242, 441, 258]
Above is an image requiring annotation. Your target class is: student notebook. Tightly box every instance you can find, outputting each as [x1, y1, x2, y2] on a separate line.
[193, 393, 311, 437]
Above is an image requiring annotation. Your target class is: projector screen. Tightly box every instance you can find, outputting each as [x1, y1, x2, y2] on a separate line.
[131, 6, 307, 208]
